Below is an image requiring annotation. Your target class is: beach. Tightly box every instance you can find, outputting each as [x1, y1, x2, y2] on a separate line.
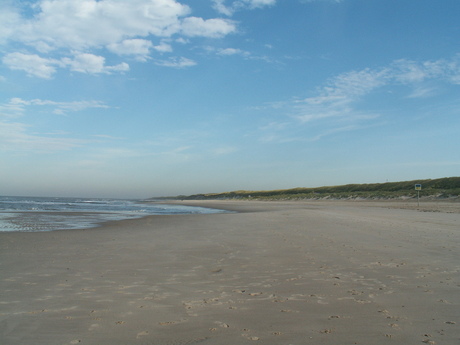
[1, 200, 459, 344]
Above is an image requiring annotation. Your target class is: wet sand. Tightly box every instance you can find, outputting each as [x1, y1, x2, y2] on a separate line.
[1, 200, 459, 344]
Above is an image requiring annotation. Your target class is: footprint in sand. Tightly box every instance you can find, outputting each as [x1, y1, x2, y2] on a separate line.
[214, 321, 230, 328]
[158, 321, 175, 326]
[241, 330, 259, 341]
[328, 315, 341, 319]
[136, 331, 149, 339]
[88, 324, 100, 331]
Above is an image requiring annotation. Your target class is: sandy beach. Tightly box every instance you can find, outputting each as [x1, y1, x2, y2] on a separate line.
[1, 200, 459, 345]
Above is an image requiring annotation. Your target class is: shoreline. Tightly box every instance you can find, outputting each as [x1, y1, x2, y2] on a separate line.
[1, 200, 459, 344]
[160, 198, 460, 214]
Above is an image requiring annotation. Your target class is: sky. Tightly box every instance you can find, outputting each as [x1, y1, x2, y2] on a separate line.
[1, 0, 459, 199]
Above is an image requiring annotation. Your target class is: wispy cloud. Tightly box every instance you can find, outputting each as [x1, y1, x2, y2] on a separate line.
[299, 0, 343, 3]
[0, 121, 85, 152]
[406, 86, 438, 99]
[154, 57, 197, 68]
[204, 46, 277, 64]
[3, 97, 111, 116]
[212, 0, 277, 16]
[210, 146, 238, 156]
[258, 55, 460, 142]
[217, 48, 250, 56]
[0, 97, 111, 152]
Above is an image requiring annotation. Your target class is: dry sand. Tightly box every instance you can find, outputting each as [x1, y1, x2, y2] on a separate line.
[1, 200, 459, 344]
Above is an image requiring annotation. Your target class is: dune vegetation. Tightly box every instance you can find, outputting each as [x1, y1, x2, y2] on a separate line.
[172, 177, 460, 201]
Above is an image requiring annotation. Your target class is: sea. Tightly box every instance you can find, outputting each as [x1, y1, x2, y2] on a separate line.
[0, 196, 225, 232]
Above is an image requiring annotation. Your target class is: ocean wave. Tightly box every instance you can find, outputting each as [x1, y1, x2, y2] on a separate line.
[0, 196, 228, 232]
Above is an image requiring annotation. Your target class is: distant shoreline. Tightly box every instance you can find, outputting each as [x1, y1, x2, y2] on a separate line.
[161, 198, 460, 214]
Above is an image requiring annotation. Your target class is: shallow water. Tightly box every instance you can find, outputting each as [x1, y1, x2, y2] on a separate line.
[0, 196, 226, 232]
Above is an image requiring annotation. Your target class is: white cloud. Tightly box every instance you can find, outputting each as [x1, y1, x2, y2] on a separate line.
[300, 0, 342, 3]
[107, 39, 153, 60]
[204, 46, 276, 63]
[1, 0, 238, 77]
[62, 53, 107, 74]
[3, 51, 129, 78]
[155, 57, 197, 68]
[212, 0, 276, 15]
[0, 4, 22, 45]
[2, 52, 58, 79]
[212, 0, 234, 16]
[245, 0, 277, 8]
[304, 68, 390, 107]
[302, 55, 460, 110]
[217, 48, 249, 56]
[181, 17, 236, 38]
[392, 57, 460, 85]
[62, 53, 129, 74]
[1, 0, 237, 47]
[6, 0, 191, 51]
[175, 37, 189, 44]
[153, 41, 173, 53]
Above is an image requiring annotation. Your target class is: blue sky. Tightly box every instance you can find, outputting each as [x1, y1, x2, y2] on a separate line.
[1, 0, 459, 198]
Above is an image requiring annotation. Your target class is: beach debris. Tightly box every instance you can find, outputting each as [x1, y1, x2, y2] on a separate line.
[319, 329, 333, 334]
[249, 292, 262, 296]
